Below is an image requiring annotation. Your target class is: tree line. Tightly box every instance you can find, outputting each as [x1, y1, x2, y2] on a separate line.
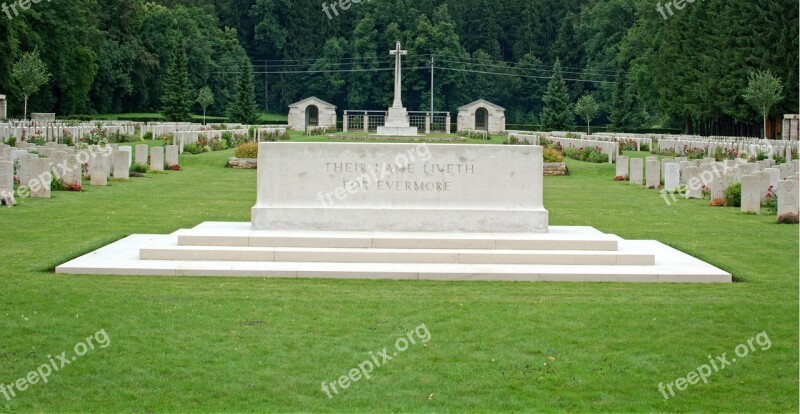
[1, 0, 797, 135]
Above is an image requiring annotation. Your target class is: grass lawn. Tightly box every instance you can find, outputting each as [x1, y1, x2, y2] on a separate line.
[0, 144, 797, 412]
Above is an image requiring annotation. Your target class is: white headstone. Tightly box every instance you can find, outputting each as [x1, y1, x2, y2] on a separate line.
[0, 160, 14, 205]
[646, 159, 660, 189]
[165, 145, 179, 168]
[664, 163, 680, 192]
[616, 156, 629, 178]
[113, 150, 130, 180]
[150, 147, 164, 171]
[135, 144, 149, 166]
[629, 158, 643, 185]
[685, 166, 703, 199]
[777, 180, 799, 217]
[740, 175, 761, 213]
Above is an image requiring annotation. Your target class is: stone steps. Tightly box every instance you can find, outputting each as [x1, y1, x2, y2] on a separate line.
[175, 223, 619, 251]
[140, 245, 654, 265]
[54, 222, 733, 283]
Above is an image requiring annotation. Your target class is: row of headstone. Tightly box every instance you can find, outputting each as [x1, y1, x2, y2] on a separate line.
[0, 142, 183, 207]
[0, 121, 138, 143]
[659, 138, 798, 162]
[616, 152, 800, 215]
[133, 145, 180, 169]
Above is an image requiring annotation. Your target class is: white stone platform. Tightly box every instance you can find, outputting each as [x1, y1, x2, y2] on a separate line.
[55, 222, 732, 283]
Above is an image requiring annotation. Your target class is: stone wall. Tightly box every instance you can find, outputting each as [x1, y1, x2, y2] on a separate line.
[543, 163, 569, 176]
[227, 157, 257, 169]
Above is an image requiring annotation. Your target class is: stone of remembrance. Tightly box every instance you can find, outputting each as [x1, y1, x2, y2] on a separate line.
[57, 142, 731, 283]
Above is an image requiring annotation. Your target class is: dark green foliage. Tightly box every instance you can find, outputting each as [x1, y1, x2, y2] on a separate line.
[160, 44, 192, 122]
[0, 0, 795, 135]
[540, 60, 572, 131]
[228, 61, 258, 124]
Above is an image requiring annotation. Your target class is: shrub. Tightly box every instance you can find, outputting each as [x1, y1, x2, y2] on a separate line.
[589, 151, 609, 164]
[130, 163, 148, 174]
[7, 136, 16, 146]
[614, 175, 627, 182]
[709, 198, 726, 207]
[579, 146, 594, 161]
[640, 142, 650, 152]
[210, 140, 228, 151]
[167, 164, 182, 171]
[234, 142, 258, 159]
[64, 182, 82, 192]
[762, 185, 777, 214]
[777, 213, 799, 224]
[143, 131, 153, 140]
[184, 143, 205, 154]
[774, 154, 786, 164]
[724, 182, 741, 207]
[221, 131, 233, 146]
[51, 177, 66, 191]
[543, 147, 564, 163]
[564, 147, 580, 160]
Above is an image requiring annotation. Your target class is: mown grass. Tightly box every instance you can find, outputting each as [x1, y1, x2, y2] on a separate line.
[0, 144, 796, 412]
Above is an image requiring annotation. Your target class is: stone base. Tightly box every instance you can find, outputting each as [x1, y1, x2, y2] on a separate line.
[544, 163, 569, 176]
[55, 221, 732, 283]
[227, 157, 258, 169]
[376, 126, 419, 136]
[252, 206, 549, 233]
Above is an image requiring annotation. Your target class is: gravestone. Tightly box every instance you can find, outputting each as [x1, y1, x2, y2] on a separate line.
[150, 147, 164, 171]
[764, 168, 780, 190]
[119, 146, 132, 167]
[685, 166, 703, 199]
[629, 158, 643, 185]
[779, 164, 789, 179]
[0, 160, 14, 205]
[741, 175, 761, 213]
[63, 155, 81, 188]
[113, 151, 130, 180]
[29, 158, 52, 198]
[661, 157, 674, 179]
[616, 156, 629, 178]
[679, 161, 689, 184]
[90, 157, 108, 186]
[777, 180, 799, 217]
[165, 145, 179, 168]
[646, 159, 660, 188]
[755, 171, 770, 200]
[664, 163, 680, 193]
[135, 144, 149, 165]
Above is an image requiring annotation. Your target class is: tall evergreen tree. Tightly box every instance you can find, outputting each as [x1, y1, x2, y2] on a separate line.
[228, 61, 259, 124]
[540, 59, 572, 131]
[160, 43, 192, 122]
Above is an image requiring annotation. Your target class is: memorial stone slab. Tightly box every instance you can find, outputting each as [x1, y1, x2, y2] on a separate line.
[252, 142, 548, 232]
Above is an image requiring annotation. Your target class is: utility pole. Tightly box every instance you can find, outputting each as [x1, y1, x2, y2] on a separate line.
[430, 54, 434, 116]
[264, 60, 269, 113]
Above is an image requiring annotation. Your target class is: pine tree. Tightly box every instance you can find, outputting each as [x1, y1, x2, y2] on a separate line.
[540, 59, 572, 131]
[160, 44, 192, 122]
[228, 61, 259, 124]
